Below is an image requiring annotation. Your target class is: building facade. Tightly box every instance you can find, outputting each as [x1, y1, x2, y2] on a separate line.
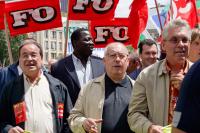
[28, 27, 65, 65]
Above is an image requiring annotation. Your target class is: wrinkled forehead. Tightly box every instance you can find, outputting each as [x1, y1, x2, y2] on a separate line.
[20, 43, 40, 52]
[167, 27, 191, 39]
[107, 45, 128, 55]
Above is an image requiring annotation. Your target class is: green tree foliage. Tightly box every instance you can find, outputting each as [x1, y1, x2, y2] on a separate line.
[0, 30, 27, 67]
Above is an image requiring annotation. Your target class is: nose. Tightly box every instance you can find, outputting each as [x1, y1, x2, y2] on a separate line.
[151, 54, 157, 59]
[26, 55, 34, 60]
[149, 53, 154, 58]
[115, 55, 121, 61]
[177, 41, 185, 47]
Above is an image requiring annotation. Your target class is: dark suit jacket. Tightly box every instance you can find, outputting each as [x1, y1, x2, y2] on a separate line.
[51, 55, 105, 105]
[0, 73, 72, 133]
[0, 63, 19, 96]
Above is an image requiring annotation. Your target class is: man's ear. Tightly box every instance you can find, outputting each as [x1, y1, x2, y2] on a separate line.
[161, 42, 166, 53]
[126, 57, 130, 66]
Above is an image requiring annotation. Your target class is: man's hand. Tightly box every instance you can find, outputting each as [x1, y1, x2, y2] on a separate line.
[83, 118, 102, 133]
[170, 73, 184, 90]
[8, 126, 24, 133]
[148, 125, 163, 133]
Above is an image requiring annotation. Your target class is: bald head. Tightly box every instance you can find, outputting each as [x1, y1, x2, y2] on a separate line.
[103, 42, 129, 82]
[104, 42, 129, 57]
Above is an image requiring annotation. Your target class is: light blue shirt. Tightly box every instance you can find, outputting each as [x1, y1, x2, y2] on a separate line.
[72, 54, 93, 87]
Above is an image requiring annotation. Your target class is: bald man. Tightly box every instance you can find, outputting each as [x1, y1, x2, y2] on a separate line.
[68, 42, 135, 133]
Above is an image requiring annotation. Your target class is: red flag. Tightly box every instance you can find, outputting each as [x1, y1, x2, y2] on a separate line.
[128, 0, 148, 49]
[166, 0, 197, 28]
[5, 0, 62, 36]
[0, 1, 5, 30]
[68, 0, 119, 20]
[90, 18, 130, 48]
[69, 0, 148, 49]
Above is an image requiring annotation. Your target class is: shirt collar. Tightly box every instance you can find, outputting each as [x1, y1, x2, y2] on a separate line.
[105, 73, 129, 88]
[17, 65, 23, 75]
[23, 71, 43, 86]
[165, 60, 189, 75]
[72, 54, 91, 63]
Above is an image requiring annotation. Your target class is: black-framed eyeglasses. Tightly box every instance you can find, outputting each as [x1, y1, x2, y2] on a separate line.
[164, 36, 190, 44]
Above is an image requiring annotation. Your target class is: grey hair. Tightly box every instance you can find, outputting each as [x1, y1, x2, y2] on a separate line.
[104, 42, 129, 57]
[162, 18, 192, 40]
[19, 38, 43, 59]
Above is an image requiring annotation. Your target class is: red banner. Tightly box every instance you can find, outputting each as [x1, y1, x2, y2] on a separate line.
[69, 0, 148, 49]
[0, 1, 5, 30]
[6, 0, 62, 36]
[90, 19, 130, 48]
[128, 0, 148, 49]
[166, 0, 197, 28]
[68, 0, 119, 20]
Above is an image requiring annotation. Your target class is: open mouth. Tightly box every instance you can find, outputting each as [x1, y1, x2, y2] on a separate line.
[113, 65, 121, 68]
[175, 50, 185, 54]
[26, 63, 36, 67]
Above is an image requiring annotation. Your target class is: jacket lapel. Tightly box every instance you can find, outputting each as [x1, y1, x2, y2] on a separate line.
[46, 74, 59, 133]
[14, 75, 25, 129]
[64, 55, 80, 88]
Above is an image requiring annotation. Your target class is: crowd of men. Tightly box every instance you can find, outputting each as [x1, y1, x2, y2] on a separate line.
[0, 18, 200, 133]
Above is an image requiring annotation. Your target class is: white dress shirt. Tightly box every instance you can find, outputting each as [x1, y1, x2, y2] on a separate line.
[72, 54, 93, 87]
[24, 73, 56, 133]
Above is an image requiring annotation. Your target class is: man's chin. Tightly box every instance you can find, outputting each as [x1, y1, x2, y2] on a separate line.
[25, 68, 38, 73]
[175, 57, 186, 64]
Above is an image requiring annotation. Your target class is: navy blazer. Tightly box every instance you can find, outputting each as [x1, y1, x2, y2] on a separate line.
[51, 55, 105, 105]
[0, 63, 19, 96]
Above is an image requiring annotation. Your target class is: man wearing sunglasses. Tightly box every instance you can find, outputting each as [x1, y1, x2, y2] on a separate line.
[128, 18, 193, 133]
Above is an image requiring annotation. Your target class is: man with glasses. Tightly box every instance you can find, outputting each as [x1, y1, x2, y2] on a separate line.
[0, 41, 72, 133]
[68, 42, 135, 133]
[0, 38, 38, 97]
[128, 18, 193, 133]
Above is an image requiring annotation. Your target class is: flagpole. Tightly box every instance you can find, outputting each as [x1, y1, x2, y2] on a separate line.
[64, 0, 70, 57]
[4, 13, 13, 65]
[154, 0, 163, 31]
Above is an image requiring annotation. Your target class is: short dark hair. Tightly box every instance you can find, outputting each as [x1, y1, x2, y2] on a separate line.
[19, 38, 43, 58]
[138, 39, 157, 54]
[70, 28, 88, 48]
